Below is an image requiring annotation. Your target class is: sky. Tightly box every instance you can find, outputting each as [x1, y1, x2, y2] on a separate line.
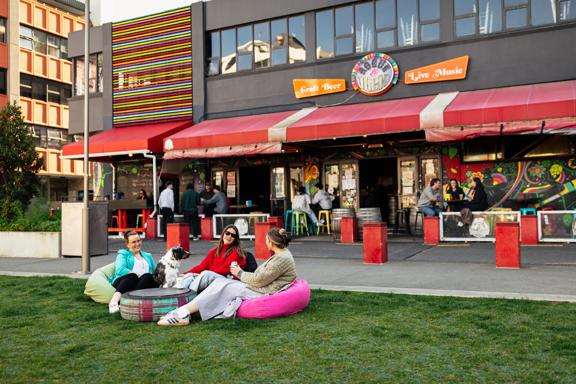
[88, 0, 203, 25]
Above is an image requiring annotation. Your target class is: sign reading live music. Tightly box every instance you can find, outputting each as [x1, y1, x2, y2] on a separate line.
[292, 79, 347, 99]
[405, 56, 469, 84]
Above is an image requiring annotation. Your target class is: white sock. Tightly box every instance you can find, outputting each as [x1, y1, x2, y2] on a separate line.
[109, 292, 121, 306]
[175, 307, 190, 318]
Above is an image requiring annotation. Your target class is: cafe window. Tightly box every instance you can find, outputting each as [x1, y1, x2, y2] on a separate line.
[0, 68, 6, 95]
[73, 53, 104, 95]
[316, 0, 440, 59]
[207, 13, 306, 76]
[47, 34, 60, 58]
[560, 0, 576, 20]
[0, 17, 6, 44]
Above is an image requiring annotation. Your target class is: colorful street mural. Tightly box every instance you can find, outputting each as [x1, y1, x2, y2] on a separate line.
[441, 146, 576, 210]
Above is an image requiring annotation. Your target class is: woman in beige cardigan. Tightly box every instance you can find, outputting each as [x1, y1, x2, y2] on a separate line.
[158, 227, 296, 326]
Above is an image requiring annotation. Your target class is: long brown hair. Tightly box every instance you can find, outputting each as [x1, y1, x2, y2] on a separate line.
[216, 224, 245, 259]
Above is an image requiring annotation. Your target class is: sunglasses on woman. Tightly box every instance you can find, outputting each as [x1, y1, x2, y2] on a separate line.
[224, 231, 238, 239]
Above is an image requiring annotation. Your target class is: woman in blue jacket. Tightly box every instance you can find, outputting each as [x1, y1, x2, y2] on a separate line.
[108, 230, 157, 314]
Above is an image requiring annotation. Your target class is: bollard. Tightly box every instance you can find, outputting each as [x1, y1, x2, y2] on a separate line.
[201, 217, 213, 241]
[520, 215, 538, 245]
[495, 222, 521, 269]
[268, 216, 283, 228]
[166, 223, 190, 251]
[145, 217, 157, 239]
[255, 221, 274, 260]
[340, 216, 358, 243]
[423, 216, 440, 245]
[362, 223, 388, 264]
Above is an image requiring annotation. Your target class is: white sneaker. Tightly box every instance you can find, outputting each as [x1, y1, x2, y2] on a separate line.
[108, 302, 120, 314]
[319, 219, 325, 225]
[157, 312, 190, 326]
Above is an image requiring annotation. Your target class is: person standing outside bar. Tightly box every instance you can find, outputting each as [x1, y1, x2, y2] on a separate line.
[417, 178, 442, 217]
[202, 185, 228, 217]
[158, 181, 175, 240]
[181, 182, 201, 240]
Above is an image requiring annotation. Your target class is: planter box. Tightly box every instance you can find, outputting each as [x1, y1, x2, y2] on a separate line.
[0, 232, 61, 258]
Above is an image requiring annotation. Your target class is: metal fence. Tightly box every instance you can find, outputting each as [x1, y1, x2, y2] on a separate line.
[212, 214, 270, 240]
[537, 210, 576, 243]
[440, 211, 521, 242]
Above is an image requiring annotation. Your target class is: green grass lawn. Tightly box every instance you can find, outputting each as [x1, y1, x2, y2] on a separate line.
[1, 276, 575, 383]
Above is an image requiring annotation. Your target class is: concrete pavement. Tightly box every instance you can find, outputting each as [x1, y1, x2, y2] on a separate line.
[1, 236, 575, 302]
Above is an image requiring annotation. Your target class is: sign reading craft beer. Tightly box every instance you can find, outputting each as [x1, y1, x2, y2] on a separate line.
[293, 79, 347, 99]
[351, 53, 399, 96]
[405, 56, 469, 84]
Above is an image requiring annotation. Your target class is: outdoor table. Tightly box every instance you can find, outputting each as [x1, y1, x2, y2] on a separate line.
[446, 199, 466, 211]
[229, 204, 259, 213]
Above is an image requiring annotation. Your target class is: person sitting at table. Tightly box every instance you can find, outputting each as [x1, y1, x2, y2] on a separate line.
[292, 186, 320, 227]
[445, 179, 465, 211]
[463, 177, 489, 211]
[108, 231, 158, 314]
[178, 225, 248, 293]
[137, 189, 153, 208]
[417, 178, 442, 217]
[202, 185, 228, 217]
[311, 183, 332, 218]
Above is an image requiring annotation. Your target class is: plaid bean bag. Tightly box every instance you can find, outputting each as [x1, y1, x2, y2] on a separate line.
[120, 288, 196, 322]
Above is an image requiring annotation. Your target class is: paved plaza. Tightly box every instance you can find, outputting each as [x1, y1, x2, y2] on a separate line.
[1, 235, 575, 302]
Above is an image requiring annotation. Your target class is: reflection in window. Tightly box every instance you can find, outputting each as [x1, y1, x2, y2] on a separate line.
[455, 0, 477, 16]
[271, 18, 287, 66]
[376, 0, 396, 49]
[506, 7, 527, 28]
[479, 0, 502, 34]
[254, 22, 270, 68]
[0, 18, 6, 44]
[335, 6, 353, 55]
[288, 16, 306, 64]
[73, 53, 103, 95]
[33, 29, 47, 54]
[531, 0, 557, 25]
[355, 2, 374, 53]
[398, 0, 418, 46]
[60, 39, 69, 60]
[221, 28, 236, 74]
[316, 10, 334, 59]
[47, 35, 60, 58]
[560, 0, 576, 20]
[20, 74, 71, 105]
[0, 68, 6, 95]
[421, 22, 439, 42]
[420, 0, 441, 21]
[207, 31, 220, 76]
[237, 25, 253, 71]
[20, 26, 33, 50]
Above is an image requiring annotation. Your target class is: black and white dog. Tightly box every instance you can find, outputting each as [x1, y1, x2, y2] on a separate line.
[153, 246, 191, 288]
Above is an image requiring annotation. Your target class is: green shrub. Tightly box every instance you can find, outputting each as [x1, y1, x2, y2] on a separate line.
[0, 197, 60, 232]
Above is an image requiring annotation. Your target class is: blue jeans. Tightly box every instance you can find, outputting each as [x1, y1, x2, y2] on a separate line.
[419, 206, 440, 217]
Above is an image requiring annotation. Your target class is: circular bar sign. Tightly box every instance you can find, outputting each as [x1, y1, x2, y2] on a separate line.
[351, 53, 399, 96]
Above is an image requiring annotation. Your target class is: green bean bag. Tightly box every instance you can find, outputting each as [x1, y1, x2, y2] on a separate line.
[84, 262, 116, 304]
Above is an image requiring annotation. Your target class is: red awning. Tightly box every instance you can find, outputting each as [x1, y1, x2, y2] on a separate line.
[426, 80, 576, 142]
[163, 111, 297, 158]
[287, 95, 436, 142]
[61, 120, 193, 159]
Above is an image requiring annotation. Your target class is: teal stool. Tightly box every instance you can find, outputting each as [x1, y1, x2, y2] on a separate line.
[291, 211, 309, 237]
[285, 210, 294, 230]
[520, 208, 537, 215]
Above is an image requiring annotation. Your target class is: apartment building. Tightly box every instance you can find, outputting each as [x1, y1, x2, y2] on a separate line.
[1, 0, 86, 202]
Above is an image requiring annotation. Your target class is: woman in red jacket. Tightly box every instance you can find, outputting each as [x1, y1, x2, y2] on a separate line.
[178, 224, 247, 292]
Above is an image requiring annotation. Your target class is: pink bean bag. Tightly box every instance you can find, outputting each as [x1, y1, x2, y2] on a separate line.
[237, 279, 311, 319]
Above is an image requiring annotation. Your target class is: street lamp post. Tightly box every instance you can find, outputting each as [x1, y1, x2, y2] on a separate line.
[82, 0, 91, 274]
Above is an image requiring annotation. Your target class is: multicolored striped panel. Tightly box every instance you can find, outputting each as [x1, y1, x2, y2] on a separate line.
[112, 7, 193, 127]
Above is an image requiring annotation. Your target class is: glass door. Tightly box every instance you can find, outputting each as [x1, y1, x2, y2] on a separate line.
[271, 166, 287, 217]
[340, 162, 359, 209]
[324, 163, 340, 209]
[398, 157, 417, 209]
[289, 166, 304, 205]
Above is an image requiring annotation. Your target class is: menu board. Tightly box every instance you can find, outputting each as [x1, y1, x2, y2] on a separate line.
[226, 171, 236, 198]
[340, 163, 358, 208]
